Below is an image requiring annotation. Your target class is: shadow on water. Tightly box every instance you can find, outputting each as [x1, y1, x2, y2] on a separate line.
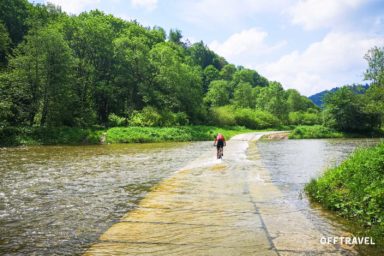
[0, 142, 212, 255]
[255, 138, 383, 256]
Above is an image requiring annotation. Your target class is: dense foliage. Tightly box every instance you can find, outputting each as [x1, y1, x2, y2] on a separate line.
[0, 125, 250, 146]
[308, 84, 369, 107]
[288, 125, 344, 139]
[0, 0, 317, 131]
[306, 142, 384, 242]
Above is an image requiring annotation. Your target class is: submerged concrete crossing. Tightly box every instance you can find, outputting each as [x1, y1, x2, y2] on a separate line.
[84, 132, 355, 255]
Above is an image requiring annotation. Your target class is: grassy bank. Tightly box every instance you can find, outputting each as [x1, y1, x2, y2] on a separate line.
[289, 125, 345, 139]
[305, 142, 384, 243]
[0, 126, 253, 146]
[0, 127, 102, 146]
[289, 125, 384, 139]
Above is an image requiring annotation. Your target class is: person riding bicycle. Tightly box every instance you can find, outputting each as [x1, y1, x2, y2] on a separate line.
[213, 133, 226, 159]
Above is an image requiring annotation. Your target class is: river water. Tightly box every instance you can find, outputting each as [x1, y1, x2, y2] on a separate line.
[256, 138, 382, 255]
[0, 142, 211, 255]
[0, 138, 381, 255]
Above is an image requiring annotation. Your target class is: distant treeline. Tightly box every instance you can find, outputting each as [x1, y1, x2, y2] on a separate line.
[309, 84, 370, 107]
[0, 0, 383, 134]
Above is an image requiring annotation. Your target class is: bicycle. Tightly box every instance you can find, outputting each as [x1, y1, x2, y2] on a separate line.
[217, 146, 224, 159]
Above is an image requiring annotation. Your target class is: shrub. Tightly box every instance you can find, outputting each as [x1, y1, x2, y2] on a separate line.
[160, 111, 189, 126]
[129, 107, 162, 127]
[108, 113, 127, 127]
[289, 125, 344, 139]
[305, 142, 384, 242]
[234, 108, 279, 129]
[288, 111, 321, 125]
[210, 106, 237, 126]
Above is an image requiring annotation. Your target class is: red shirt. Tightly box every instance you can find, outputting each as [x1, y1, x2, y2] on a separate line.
[215, 134, 225, 142]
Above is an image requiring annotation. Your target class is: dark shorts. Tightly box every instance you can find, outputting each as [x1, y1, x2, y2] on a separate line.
[216, 140, 224, 149]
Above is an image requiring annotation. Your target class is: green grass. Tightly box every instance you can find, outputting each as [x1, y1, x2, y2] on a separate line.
[0, 125, 254, 146]
[289, 125, 384, 139]
[0, 126, 103, 146]
[305, 142, 384, 243]
[289, 125, 345, 139]
[105, 126, 253, 143]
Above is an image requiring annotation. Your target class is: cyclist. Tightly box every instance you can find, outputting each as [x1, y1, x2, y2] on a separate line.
[213, 133, 226, 159]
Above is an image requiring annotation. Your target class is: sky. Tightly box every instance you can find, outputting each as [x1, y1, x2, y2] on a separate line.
[28, 0, 384, 96]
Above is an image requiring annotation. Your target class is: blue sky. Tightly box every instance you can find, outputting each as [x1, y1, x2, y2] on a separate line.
[29, 0, 384, 95]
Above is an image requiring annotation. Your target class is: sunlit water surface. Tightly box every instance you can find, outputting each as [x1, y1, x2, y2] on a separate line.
[0, 142, 211, 255]
[256, 138, 382, 255]
[1, 139, 382, 255]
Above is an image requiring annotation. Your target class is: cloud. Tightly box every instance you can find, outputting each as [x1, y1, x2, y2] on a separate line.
[289, 0, 366, 30]
[258, 32, 383, 95]
[131, 0, 158, 11]
[209, 28, 286, 67]
[45, 0, 100, 14]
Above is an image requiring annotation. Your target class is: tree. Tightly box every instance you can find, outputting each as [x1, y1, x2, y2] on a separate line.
[8, 26, 75, 126]
[256, 81, 288, 121]
[232, 68, 269, 87]
[188, 41, 227, 69]
[233, 82, 254, 108]
[113, 23, 157, 115]
[323, 87, 380, 132]
[202, 65, 219, 92]
[0, 0, 31, 47]
[364, 47, 384, 127]
[204, 80, 231, 107]
[219, 64, 236, 81]
[364, 46, 384, 86]
[286, 89, 316, 112]
[0, 22, 11, 66]
[147, 42, 204, 122]
[63, 11, 126, 125]
[168, 29, 183, 45]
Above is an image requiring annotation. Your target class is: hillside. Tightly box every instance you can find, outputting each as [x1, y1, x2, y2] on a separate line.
[309, 84, 369, 107]
[0, 0, 318, 130]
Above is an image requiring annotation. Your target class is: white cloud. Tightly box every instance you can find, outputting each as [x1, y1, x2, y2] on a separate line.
[258, 32, 383, 95]
[45, 0, 100, 14]
[209, 28, 286, 67]
[289, 0, 365, 30]
[131, 0, 158, 11]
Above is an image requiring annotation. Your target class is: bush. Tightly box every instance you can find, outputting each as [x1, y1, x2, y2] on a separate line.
[289, 125, 344, 139]
[129, 107, 162, 127]
[0, 126, 103, 146]
[288, 111, 321, 125]
[305, 143, 384, 242]
[210, 106, 237, 126]
[106, 125, 252, 143]
[234, 108, 280, 129]
[108, 113, 127, 127]
[160, 111, 189, 126]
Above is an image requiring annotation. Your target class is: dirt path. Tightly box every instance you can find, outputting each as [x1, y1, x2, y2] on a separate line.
[84, 132, 354, 255]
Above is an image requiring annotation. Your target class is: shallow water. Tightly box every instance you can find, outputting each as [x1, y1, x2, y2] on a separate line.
[0, 142, 211, 255]
[0, 138, 382, 255]
[256, 138, 383, 255]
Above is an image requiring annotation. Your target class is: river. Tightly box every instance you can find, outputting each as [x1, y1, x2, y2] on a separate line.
[0, 138, 381, 255]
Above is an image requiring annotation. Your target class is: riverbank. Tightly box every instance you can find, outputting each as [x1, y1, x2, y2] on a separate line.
[289, 125, 384, 139]
[305, 142, 384, 247]
[0, 126, 254, 146]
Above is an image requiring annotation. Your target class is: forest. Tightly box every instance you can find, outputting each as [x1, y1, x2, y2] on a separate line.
[0, 0, 383, 141]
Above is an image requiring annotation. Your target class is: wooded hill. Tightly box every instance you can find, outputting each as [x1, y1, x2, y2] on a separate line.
[3, 0, 382, 133]
[0, 0, 319, 129]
